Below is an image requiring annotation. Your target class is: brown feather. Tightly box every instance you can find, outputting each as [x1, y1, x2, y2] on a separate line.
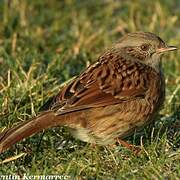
[0, 111, 66, 153]
[51, 52, 153, 115]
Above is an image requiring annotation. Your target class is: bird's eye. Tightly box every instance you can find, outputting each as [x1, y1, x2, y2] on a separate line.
[140, 44, 150, 51]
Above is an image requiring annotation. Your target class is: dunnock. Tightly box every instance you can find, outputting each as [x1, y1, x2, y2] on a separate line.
[0, 32, 178, 153]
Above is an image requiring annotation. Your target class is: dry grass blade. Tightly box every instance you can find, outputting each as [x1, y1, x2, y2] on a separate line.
[0, 153, 26, 164]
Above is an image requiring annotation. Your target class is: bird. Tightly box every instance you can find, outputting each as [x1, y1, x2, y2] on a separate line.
[0, 32, 178, 154]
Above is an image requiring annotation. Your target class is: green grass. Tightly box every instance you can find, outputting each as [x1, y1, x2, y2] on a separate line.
[0, 0, 180, 179]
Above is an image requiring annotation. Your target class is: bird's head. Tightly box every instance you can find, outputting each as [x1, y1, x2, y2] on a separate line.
[115, 32, 178, 70]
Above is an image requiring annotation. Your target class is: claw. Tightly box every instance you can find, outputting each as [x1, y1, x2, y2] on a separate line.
[115, 138, 141, 155]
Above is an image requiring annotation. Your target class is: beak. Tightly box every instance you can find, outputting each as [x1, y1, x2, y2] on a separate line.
[156, 46, 178, 54]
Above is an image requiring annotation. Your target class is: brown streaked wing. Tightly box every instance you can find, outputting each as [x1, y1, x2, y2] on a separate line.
[50, 53, 154, 115]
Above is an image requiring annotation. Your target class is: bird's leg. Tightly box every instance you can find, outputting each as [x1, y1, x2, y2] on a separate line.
[115, 138, 141, 155]
[90, 143, 97, 148]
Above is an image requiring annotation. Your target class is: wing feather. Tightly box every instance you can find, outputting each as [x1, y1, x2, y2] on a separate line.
[49, 51, 156, 115]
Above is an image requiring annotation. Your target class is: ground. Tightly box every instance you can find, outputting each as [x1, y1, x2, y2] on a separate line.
[0, 0, 179, 179]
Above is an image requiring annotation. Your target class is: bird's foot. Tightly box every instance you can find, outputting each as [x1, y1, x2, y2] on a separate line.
[115, 138, 141, 155]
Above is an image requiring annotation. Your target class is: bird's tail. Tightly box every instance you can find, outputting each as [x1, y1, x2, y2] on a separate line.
[0, 111, 65, 153]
